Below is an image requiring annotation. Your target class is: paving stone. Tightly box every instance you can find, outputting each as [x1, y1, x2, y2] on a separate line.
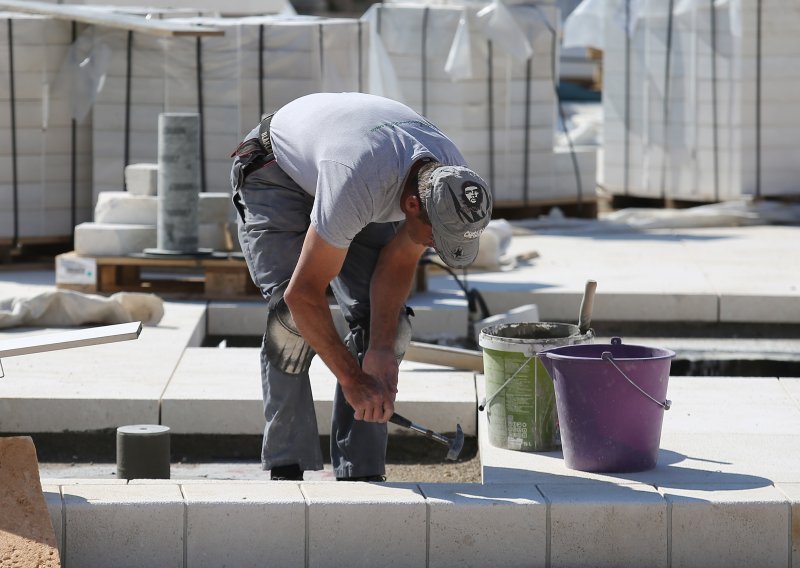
[540, 482, 667, 568]
[163, 347, 476, 436]
[666, 376, 800, 434]
[182, 482, 306, 568]
[662, 484, 789, 568]
[63, 484, 184, 568]
[301, 482, 427, 568]
[40, 485, 62, 557]
[419, 483, 546, 568]
[0, 301, 205, 432]
[775, 483, 800, 568]
[721, 293, 800, 323]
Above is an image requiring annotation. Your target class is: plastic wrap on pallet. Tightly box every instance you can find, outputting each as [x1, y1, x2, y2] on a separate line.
[598, 0, 800, 201]
[50, 0, 295, 17]
[90, 15, 367, 202]
[363, 2, 596, 207]
[0, 12, 93, 244]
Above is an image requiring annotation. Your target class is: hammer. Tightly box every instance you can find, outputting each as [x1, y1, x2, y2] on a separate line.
[389, 412, 465, 461]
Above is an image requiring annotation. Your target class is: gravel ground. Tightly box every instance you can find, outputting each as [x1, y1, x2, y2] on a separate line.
[37, 436, 482, 483]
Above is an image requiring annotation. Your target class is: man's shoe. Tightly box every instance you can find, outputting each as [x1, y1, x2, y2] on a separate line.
[270, 464, 303, 480]
[336, 475, 386, 482]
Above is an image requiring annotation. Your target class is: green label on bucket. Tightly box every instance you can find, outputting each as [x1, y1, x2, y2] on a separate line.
[484, 348, 558, 452]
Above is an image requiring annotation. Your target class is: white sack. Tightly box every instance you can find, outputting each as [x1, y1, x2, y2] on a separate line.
[0, 290, 164, 328]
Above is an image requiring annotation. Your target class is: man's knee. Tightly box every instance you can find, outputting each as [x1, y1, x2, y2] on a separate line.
[265, 281, 315, 374]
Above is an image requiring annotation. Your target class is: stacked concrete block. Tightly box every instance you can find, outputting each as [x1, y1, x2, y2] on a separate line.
[124, 162, 158, 196]
[738, 0, 800, 198]
[603, 0, 800, 201]
[75, 163, 237, 256]
[368, 3, 596, 207]
[91, 15, 366, 202]
[0, 13, 93, 242]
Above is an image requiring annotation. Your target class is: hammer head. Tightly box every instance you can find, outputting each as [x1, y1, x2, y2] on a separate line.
[445, 424, 465, 461]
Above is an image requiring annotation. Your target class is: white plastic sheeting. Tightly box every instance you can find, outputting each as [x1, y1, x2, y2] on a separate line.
[364, 2, 596, 207]
[572, 0, 800, 201]
[91, 15, 367, 199]
[0, 13, 94, 241]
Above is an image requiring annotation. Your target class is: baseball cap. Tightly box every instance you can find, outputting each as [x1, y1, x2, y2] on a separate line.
[423, 165, 493, 268]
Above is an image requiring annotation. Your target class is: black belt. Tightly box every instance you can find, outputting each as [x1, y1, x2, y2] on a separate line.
[232, 113, 276, 180]
[257, 112, 274, 154]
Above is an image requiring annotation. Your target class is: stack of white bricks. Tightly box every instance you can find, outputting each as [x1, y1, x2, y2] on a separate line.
[0, 13, 93, 242]
[91, 15, 366, 202]
[603, 0, 800, 201]
[368, 3, 596, 207]
[74, 162, 237, 256]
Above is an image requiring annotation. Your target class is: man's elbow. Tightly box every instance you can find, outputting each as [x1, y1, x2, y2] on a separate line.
[283, 282, 301, 314]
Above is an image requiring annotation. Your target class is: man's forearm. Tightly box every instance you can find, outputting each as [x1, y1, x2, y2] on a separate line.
[284, 287, 362, 386]
[368, 246, 421, 351]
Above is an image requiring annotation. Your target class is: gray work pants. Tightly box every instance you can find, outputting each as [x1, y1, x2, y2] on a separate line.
[231, 141, 398, 478]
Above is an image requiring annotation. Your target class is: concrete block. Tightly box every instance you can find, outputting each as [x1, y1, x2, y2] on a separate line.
[73, 222, 156, 256]
[720, 293, 800, 324]
[0, 301, 205, 432]
[782, 378, 800, 409]
[665, 377, 800, 435]
[419, 483, 547, 568]
[407, 290, 469, 341]
[161, 347, 265, 435]
[302, 482, 427, 568]
[94, 191, 157, 224]
[43, 479, 127, 486]
[663, 484, 789, 568]
[63, 484, 184, 568]
[183, 483, 306, 568]
[124, 163, 158, 196]
[41, 485, 62, 557]
[206, 301, 266, 336]
[392, 361, 477, 437]
[775, 483, 800, 568]
[198, 192, 236, 224]
[541, 482, 667, 568]
[198, 222, 236, 251]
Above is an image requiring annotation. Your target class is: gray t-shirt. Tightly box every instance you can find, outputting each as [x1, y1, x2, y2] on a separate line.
[267, 92, 466, 249]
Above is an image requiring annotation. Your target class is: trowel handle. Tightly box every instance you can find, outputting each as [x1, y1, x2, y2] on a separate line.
[579, 280, 597, 335]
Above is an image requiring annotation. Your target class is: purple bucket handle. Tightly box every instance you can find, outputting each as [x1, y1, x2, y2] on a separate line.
[601, 337, 672, 410]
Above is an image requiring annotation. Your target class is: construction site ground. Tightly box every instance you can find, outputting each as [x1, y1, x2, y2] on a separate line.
[2, 217, 800, 566]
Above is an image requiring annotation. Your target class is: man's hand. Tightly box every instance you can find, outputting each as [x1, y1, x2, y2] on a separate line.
[342, 366, 395, 423]
[363, 347, 399, 395]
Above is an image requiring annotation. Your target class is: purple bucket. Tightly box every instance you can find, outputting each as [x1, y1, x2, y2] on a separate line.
[539, 337, 675, 473]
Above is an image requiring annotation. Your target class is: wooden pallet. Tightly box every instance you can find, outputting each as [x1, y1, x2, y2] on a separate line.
[0, 236, 72, 265]
[493, 197, 598, 220]
[55, 251, 261, 300]
[609, 195, 717, 211]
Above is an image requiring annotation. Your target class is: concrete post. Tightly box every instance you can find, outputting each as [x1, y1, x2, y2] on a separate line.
[116, 425, 171, 480]
[156, 113, 201, 253]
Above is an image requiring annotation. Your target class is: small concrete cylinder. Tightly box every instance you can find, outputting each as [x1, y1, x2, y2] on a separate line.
[157, 112, 201, 253]
[116, 424, 171, 480]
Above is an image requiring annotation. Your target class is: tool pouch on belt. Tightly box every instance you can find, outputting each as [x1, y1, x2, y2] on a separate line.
[230, 113, 275, 191]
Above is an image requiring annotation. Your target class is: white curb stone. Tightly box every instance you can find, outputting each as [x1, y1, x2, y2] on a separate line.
[301, 482, 427, 568]
[63, 484, 184, 568]
[420, 482, 547, 568]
